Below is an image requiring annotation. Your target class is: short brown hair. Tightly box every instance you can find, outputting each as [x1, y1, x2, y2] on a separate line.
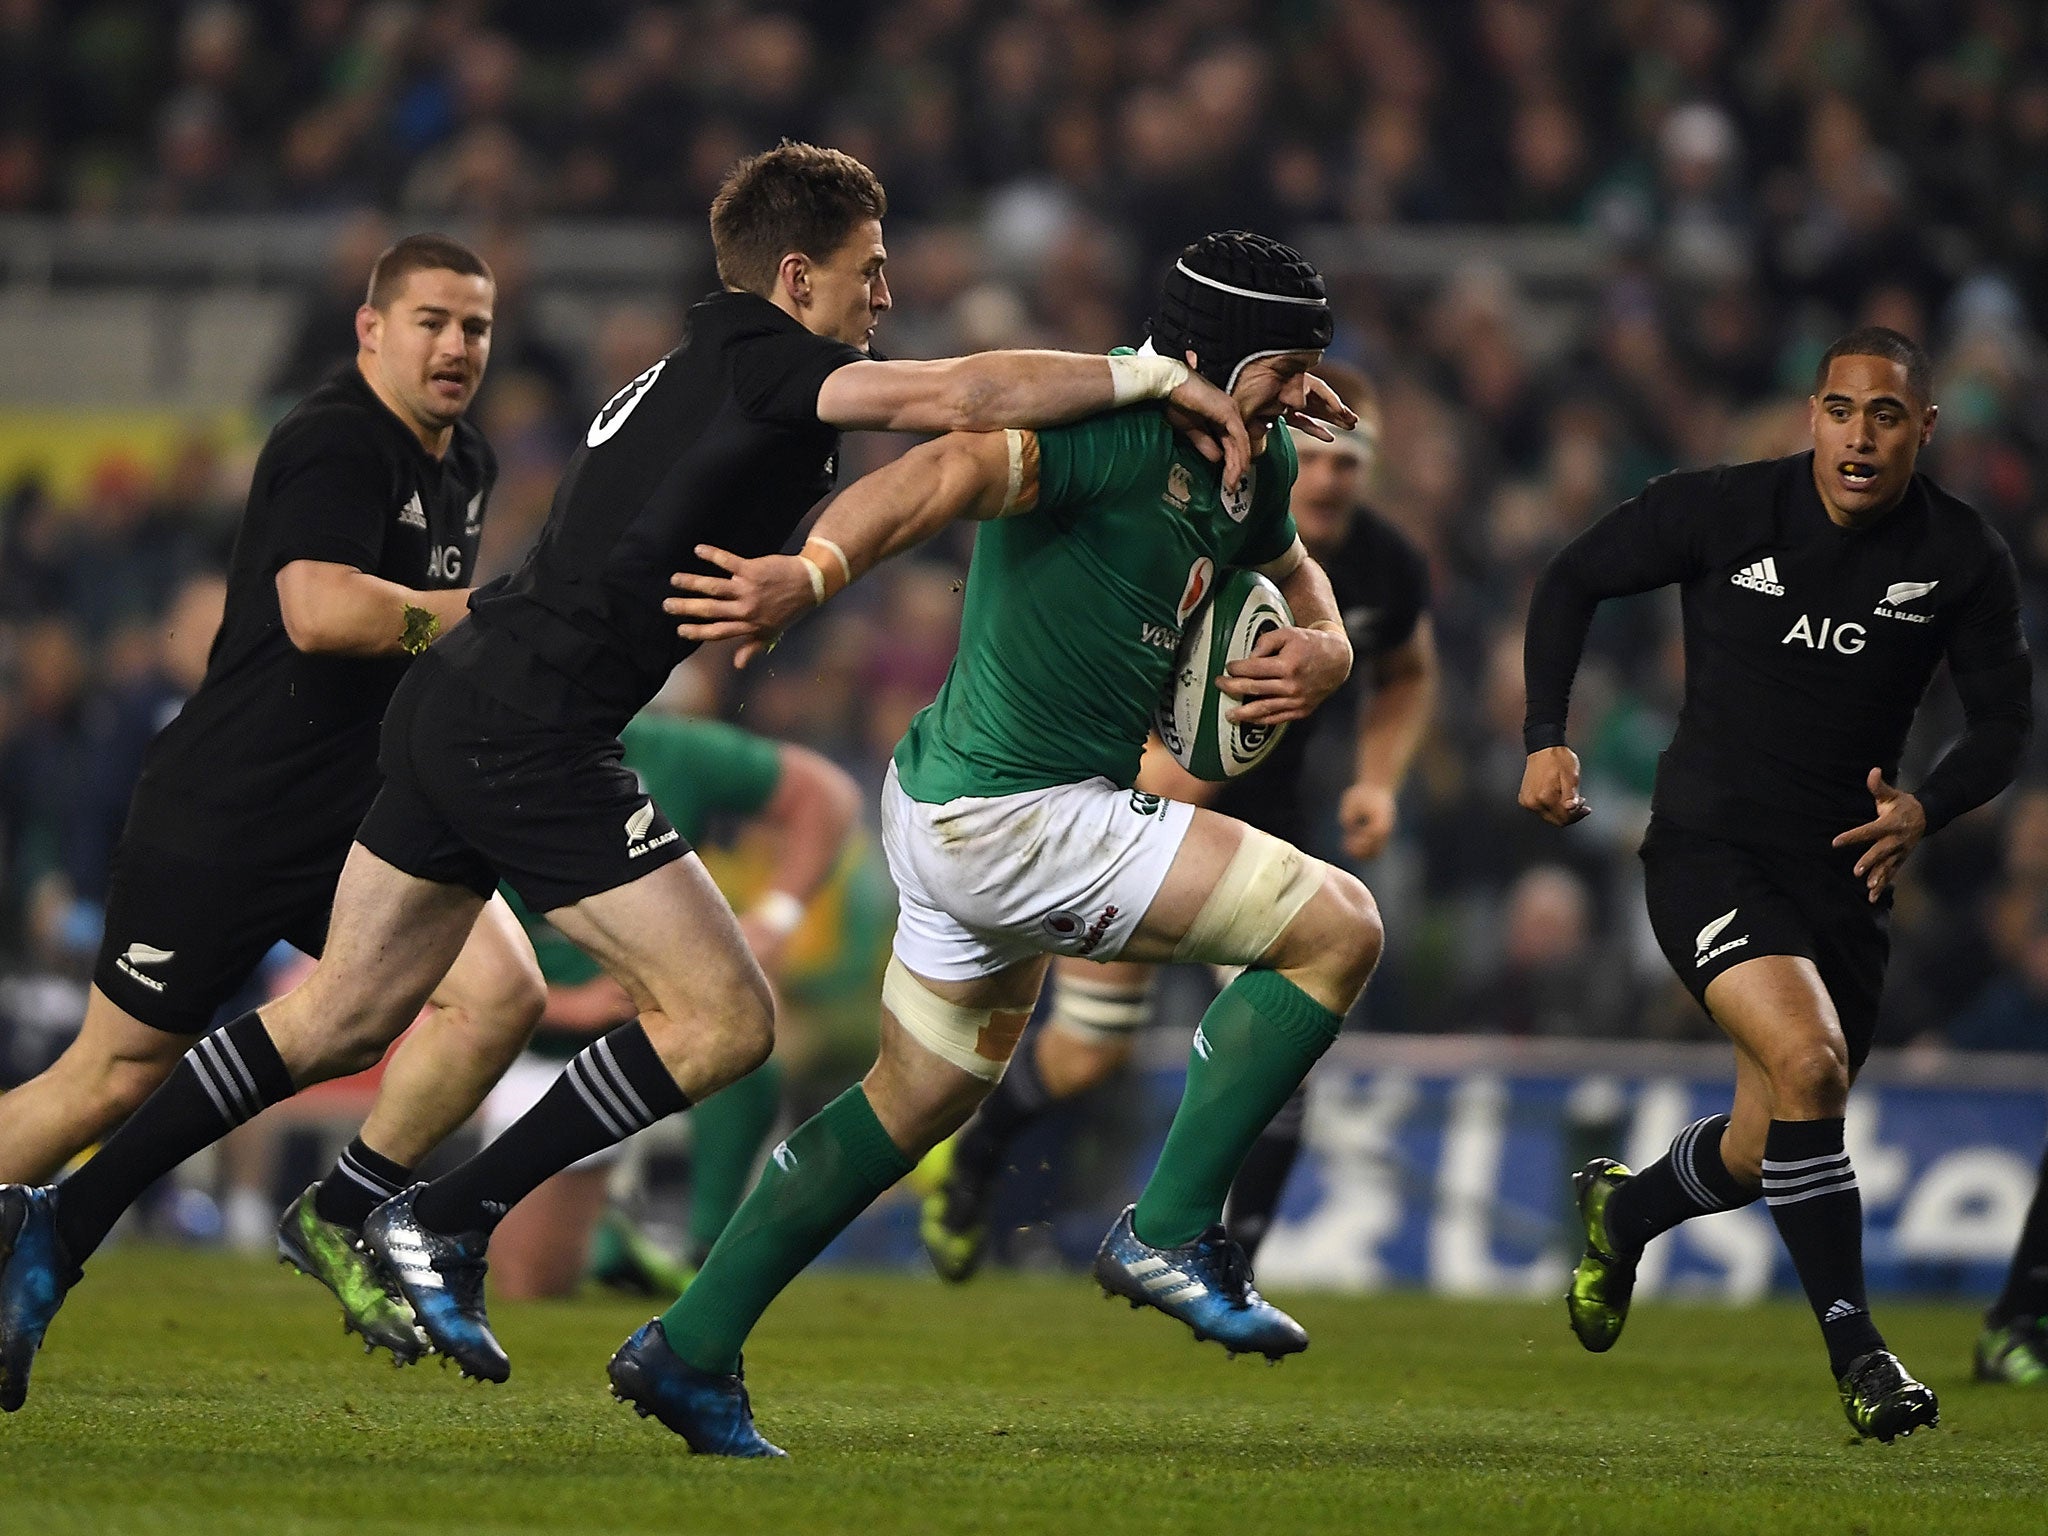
[365, 233, 494, 310]
[709, 141, 887, 296]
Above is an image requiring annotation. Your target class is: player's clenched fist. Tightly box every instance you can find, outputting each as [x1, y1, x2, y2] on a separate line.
[1519, 745, 1590, 826]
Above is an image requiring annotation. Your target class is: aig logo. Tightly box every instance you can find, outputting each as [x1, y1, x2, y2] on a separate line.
[428, 545, 463, 581]
[1781, 614, 1865, 654]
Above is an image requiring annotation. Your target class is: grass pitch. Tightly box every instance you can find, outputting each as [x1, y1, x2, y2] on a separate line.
[0, 1248, 2042, 1535]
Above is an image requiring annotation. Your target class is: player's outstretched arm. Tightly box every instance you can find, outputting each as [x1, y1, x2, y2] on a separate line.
[1215, 540, 1354, 727]
[275, 559, 471, 657]
[816, 351, 1251, 491]
[665, 429, 1024, 664]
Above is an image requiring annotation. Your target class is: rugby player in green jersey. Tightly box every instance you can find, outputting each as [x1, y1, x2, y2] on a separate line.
[631, 233, 1381, 1456]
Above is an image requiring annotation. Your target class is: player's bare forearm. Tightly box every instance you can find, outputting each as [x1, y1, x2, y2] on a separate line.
[1355, 623, 1437, 797]
[665, 432, 1016, 656]
[818, 353, 1249, 489]
[1219, 547, 1352, 725]
[275, 559, 471, 657]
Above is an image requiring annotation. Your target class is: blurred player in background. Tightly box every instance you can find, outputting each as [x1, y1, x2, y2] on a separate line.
[1521, 328, 2031, 1441]
[1977, 1142, 2048, 1383]
[0, 141, 1257, 1413]
[485, 708, 857, 1300]
[645, 232, 1375, 1457]
[0, 234, 549, 1377]
[919, 359, 1435, 1279]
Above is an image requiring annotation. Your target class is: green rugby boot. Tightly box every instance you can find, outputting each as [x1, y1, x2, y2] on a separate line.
[277, 1185, 428, 1365]
[1566, 1158, 1639, 1353]
[913, 1135, 987, 1284]
[1974, 1316, 2048, 1384]
[1838, 1349, 1939, 1441]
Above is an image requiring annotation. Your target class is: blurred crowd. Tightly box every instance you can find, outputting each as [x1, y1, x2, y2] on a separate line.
[7, 0, 2048, 1066]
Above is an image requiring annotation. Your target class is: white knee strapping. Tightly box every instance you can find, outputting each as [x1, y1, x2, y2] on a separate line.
[1172, 826, 1326, 966]
[1048, 971, 1159, 1044]
[882, 956, 1026, 1081]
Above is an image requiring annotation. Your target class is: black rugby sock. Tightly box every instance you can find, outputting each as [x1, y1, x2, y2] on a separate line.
[1225, 1081, 1309, 1261]
[411, 1023, 687, 1237]
[313, 1137, 412, 1232]
[1990, 1134, 2048, 1325]
[1761, 1117, 1885, 1376]
[1603, 1114, 1760, 1254]
[57, 1012, 296, 1262]
[950, 1029, 1055, 1194]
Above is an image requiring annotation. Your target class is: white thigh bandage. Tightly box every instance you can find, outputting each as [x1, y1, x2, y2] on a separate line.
[1049, 970, 1159, 1044]
[1172, 827, 1327, 966]
[882, 957, 1027, 1081]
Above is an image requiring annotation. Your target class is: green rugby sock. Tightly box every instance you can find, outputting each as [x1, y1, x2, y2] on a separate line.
[687, 1058, 785, 1261]
[1133, 969, 1342, 1249]
[663, 1085, 912, 1376]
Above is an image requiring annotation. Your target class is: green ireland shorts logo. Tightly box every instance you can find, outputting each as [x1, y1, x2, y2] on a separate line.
[1129, 790, 1165, 818]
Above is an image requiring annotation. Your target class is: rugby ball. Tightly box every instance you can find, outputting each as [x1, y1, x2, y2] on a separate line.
[1153, 568, 1292, 780]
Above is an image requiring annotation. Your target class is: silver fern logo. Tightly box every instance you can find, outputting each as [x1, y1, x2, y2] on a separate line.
[1694, 908, 1748, 967]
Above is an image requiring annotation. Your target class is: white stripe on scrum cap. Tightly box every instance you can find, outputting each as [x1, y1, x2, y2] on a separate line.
[1173, 261, 1331, 307]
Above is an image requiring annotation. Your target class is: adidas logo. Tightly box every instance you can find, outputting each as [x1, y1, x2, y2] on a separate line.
[1823, 1298, 1864, 1324]
[1731, 557, 1784, 596]
[398, 491, 427, 530]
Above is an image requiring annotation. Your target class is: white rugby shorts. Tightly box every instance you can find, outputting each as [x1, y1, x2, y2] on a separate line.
[880, 762, 1197, 980]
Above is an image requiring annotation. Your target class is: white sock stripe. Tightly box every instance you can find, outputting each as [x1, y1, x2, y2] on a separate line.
[335, 1152, 402, 1197]
[578, 1045, 646, 1131]
[589, 1038, 654, 1127]
[565, 1056, 632, 1139]
[1764, 1167, 1858, 1197]
[1761, 1151, 1849, 1173]
[1762, 1158, 1850, 1185]
[211, 1034, 261, 1107]
[195, 1036, 254, 1120]
[186, 1051, 237, 1123]
[1670, 1119, 1718, 1210]
[1765, 1176, 1859, 1208]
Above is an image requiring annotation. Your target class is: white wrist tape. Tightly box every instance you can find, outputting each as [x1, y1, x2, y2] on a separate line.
[808, 537, 852, 585]
[748, 889, 805, 939]
[796, 555, 826, 606]
[1107, 351, 1191, 407]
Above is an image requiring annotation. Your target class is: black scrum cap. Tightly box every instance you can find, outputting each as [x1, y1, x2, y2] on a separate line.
[1147, 231, 1332, 390]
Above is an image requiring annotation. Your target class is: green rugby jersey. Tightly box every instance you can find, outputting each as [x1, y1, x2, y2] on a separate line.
[510, 713, 781, 992]
[894, 403, 1298, 803]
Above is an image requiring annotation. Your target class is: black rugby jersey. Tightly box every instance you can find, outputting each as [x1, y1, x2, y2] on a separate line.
[458, 291, 866, 727]
[1525, 452, 2028, 850]
[128, 367, 493, 865]
[1213, 504, 1431, 844]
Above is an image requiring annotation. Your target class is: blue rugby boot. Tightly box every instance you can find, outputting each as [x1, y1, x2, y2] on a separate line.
[362, 1186, 507, 1383]
[608, 1319, 786, 1458]
[0, 1184, 78, 1412]
[1092, 1205, 1307, 1360]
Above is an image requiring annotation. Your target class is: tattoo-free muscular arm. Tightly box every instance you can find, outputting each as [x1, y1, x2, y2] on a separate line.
[274, 560, 471, 657]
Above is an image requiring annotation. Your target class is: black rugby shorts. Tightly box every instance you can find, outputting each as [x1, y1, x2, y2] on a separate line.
[355, 647, 690, 914]
[94, 837, 345, 1035]
[1640, 819, 1890, 1071]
